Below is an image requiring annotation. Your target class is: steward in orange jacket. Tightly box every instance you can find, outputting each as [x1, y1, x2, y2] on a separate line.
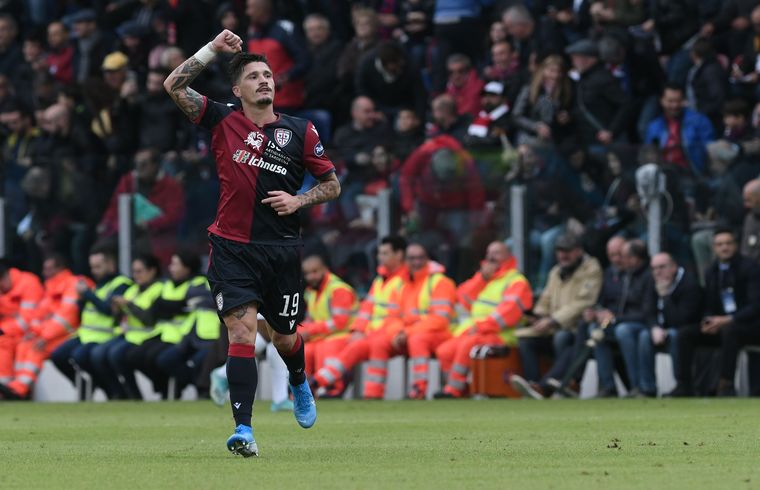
[363, 243, 457, 400]
[300, 255, 358, 376]
[312, 236, 408, 398]
[0, 255, 92, 399]
[435, 242, 533, 398]
[0, 262, 44, 385]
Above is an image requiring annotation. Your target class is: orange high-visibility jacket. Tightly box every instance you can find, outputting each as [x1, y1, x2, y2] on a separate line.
[0, 268, 44, 337]
[302, 271, 358, 338]
[457, 256, 533, 334]
[351, 265, 408, 334]
[383, 262, 457, 340]
[30, 269, 93, 341]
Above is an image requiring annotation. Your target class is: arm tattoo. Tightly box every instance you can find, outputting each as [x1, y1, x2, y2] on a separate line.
[230, 304, 249, 320]
[296, 173, 341, 209]
[164, 56, 207, 121]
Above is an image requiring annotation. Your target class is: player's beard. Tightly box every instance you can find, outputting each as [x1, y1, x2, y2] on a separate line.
[255, 96, 273, 107]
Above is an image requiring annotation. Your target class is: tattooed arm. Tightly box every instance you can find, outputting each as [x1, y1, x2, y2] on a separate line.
[262, 173, 341, 216]
[163, 29, 242, 121]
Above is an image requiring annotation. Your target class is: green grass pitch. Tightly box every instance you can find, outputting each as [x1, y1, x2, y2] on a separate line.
[1, 399, 759, 489]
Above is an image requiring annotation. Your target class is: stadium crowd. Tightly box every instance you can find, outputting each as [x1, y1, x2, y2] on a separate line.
[1, 0, 760, 400]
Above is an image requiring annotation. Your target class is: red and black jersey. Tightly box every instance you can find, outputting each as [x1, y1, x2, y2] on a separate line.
[194, 96, 335, 244]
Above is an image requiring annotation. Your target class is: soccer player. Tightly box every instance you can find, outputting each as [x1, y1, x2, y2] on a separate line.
[164, 29, 340, 457]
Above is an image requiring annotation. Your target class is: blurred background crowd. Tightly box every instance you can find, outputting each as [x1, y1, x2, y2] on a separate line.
[2, 0, 760, 400]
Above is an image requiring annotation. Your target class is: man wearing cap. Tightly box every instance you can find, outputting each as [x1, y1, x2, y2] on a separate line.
[465, 81, 510, 148]
[510, 233, 603, 399]
[71, 9, 114, 83]
[566, 38, 630, 148]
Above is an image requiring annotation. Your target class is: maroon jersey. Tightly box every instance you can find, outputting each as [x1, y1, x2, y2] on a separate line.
[194, 96, 335, 244]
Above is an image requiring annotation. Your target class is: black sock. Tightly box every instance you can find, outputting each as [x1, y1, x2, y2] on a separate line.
[227, 343, 258, 427]
[279, 333, 306, 386]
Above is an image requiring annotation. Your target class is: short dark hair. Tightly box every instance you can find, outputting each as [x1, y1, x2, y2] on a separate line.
[662, 82, 684, 97]
[377, 41, 406, 65]
[691, 37, 715, 60]
[713, 225, 736, 241]
[90, 243, 118, 263]
[723, 98, 750, 117]
[44, 252, 69, 270]
[174, 250, 201, 275]
[133, 253, 161, 274]
[228, 52, 270, 83]
[380, 235, 407, 254]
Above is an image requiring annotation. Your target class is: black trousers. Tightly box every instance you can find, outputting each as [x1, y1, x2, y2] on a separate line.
[678, 322, 760, 391]
[125, 337, 173, 397]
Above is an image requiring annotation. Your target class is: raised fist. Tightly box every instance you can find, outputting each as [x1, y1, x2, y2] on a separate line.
[211, 30, 243, 54]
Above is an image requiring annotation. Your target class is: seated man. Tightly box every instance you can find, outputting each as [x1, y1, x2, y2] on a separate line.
[643, 253, 703, 397]
[0, 254, 92, 400]
[363, 243, 456, 400]
[593, 239, 656, 397]
[312, 236, 408, 397]
[300, 254, 358, 376]
[434, 241, 533, 398]
[0, 260, 44, 387]
[510, 233, 602, 399]
[676, 227, 760, 396]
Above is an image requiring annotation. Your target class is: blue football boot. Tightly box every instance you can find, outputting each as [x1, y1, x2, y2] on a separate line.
[290, 379, 317, 428]
[226, 424, 259, 457]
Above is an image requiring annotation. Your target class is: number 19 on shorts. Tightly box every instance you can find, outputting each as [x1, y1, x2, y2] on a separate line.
[279, 293, 300, 317]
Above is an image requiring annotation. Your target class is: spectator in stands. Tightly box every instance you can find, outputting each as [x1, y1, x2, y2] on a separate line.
[0, 13, 21, 78]
[245, 0, 311, 111]
[700, 0, 757, 58]
[594, 239, 655, 397]
[2, 103, 42, 236]
[400, 135, 485, 248]
[137, 67, 188, 152]
[731, 5, 760, 100]
[686, 38, 727, 129]
[302, 14, 342, 119]
[115, 20, 152, 86]
[364, 243, 456, 399]
[337, 7, 379, 98]
[97, 148, 185, 266]
[510, 234, 603, 399]
[431, 0, 492, 91]
[676, 228, 760, 396]
[355, 40, 427, 118]
[332, 95, 391, 222]
[0, 254, 91, 400]
[445, 53, 484, 118]
[436, 241, 533, 399]
[71, 8, 113, 84]
[464, 81, 510, 150]
[427, 94, 470, 142]
[392, 108, 424, 161]
[742, 179, 760, 263]
[721, 99, 754, 143]
[566, 38, 630, 149]
[100, 254, 164, 399]
[511, 55, 574, 148]
[645, 83, 714, 178]
[300, 255, 358, 376]
[640, 252, 703, 397]
[49, 246, 131, 396]
[501, 5, 537, 69]
[589, 0, 645, 29]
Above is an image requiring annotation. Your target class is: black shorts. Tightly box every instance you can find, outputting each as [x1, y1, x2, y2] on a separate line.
[207, 233, 305, 335]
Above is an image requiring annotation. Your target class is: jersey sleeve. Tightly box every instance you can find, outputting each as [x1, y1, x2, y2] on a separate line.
[303, 121, 336, 178]
[196, 96, 233, 129]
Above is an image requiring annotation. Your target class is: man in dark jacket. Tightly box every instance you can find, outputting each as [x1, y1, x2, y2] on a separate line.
[640, 253, 703, 396]
[675, 227, 760, 396]
[302, 13, 342, 115]
[686, 38, 727, 129]
[593, 239, 656, 397]
[566, 38, 630, 149]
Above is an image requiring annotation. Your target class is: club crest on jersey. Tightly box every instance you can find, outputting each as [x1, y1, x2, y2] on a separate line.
[244, 131, 264, 150]
[314, 141, 325, 157]
[215, 293, 224, 311]
[274, 128, 292, 147]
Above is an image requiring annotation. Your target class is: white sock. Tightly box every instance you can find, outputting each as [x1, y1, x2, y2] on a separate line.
[267, 341, 289, 404]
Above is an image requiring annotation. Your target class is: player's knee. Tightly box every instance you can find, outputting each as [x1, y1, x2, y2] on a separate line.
[271, 331, 296, 352]
[226, 319, 256, 345]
